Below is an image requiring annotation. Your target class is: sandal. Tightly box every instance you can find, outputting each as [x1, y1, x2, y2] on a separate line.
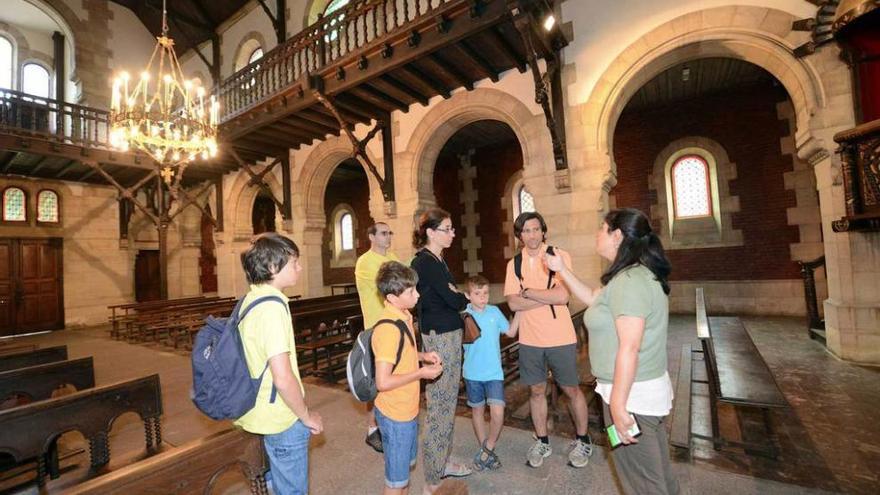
[473, 440, 502, 471]
[442, 461, 473, 478]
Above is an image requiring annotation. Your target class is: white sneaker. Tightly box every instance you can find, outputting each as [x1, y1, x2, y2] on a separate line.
[526, 439, 553, 468]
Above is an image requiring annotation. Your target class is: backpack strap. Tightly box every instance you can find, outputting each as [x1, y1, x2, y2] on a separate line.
[238, 295, 289, 404]
[374, 319, 415, 372]
[545, 246, 557, 319]
[514, 249, 558, 319]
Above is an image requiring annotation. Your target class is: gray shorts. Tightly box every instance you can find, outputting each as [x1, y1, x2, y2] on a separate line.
[518, 343, 580, 387]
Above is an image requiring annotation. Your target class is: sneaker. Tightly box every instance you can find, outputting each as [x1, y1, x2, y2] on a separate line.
[567, 438, 593, 468]
[526, 439, 552, 468]
[365, 428, 383, 453]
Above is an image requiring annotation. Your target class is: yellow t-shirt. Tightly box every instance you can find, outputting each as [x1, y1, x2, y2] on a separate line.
[503, 245, 576, 348]
[372, 304, 419, 422]
[234, 284, 305, 435]
[355, 249, 400, 328]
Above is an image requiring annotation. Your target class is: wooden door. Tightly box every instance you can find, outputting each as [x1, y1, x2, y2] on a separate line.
[0, 238, 64, 336]
[135, 250, 161, 302]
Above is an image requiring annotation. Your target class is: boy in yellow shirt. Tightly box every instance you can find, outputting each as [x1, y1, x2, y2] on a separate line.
[372, 261, 443, 495]
[236, 233, 323, 495]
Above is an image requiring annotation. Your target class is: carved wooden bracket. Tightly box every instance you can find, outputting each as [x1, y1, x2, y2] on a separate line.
[832, 118, 880, 232]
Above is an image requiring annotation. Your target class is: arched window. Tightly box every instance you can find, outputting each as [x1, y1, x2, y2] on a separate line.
[22, 63, 51, 99]
[670, 155, 711, 218]
[0, 36, 12, 90]
[518, 186, 535, 216]
[323, 0, 350, 42]
[340, 212, 353, 250]
[37, 190, 59, 223]
[248, 47, 263, 65]
[3, 187, 27, 222]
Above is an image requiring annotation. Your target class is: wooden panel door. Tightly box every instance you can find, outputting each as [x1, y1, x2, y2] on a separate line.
[0, 238, 64, 336]
[135, 250, 161, 302]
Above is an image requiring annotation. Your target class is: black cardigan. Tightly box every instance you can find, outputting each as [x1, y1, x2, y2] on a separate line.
[411, 249, 467, 334]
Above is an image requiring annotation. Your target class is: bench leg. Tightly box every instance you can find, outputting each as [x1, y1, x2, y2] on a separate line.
[709, 395, 723, 450]
[88, 431, 110, 470]
[46, 439, 61, 479]
[762, 408, 779, 459]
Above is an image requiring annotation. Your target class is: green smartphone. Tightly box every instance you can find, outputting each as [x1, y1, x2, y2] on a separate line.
[607, 415, 641, 448]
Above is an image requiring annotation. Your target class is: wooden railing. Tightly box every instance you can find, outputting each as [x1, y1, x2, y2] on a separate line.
[218, 0, 454, 120]
[798, 255, 826, 340]
[832, 118, 880, 232]
[0, 88, 111, 149]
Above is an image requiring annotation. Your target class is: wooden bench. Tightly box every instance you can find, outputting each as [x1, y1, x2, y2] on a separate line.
[0, 374, 163, 485]
[678, 288, 789, 457]
[66, 429, 268, 495]
[0, 357, 95, 407]
[0, 346, 68, 373]
[0, 343, 38, 356]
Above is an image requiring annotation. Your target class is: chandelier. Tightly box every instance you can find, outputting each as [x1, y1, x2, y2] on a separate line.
[109, 0, 219, 185]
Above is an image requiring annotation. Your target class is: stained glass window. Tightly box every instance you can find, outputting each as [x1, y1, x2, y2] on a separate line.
[672, 155, 711, 218]
[0, 36, 12, 90]
[3, 187, 26, 221]
[518, 186, 535, 215]
[323, 0, 350, 42]
[37, 190, 59, 223]
[340, 212, 353, 250]
[248, 48, 263, 65]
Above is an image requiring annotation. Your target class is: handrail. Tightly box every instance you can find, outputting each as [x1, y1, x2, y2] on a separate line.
[218, 0, 455, 121]
[0, 88, 111, 149]
[798, 255, 826, 335]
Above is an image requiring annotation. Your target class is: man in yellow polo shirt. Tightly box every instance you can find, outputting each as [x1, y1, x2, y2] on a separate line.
[236, 233, 324, 495]
[355, 222, 399, 452]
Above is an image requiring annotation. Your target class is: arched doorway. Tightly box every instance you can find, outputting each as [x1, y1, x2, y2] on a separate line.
[252, 193, 277, 235]
[610, 57, 825, 316]
[322, 158, 371, 287]
[432, 119, 523, 284]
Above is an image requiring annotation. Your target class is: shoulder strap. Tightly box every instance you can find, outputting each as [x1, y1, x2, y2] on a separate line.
[513, 253, 523, 287]
[375, 319, 415, 372]
[545, 246, 558, 319]
[239, 295, 288, 321]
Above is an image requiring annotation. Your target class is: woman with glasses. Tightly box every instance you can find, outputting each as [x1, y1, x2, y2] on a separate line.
[411, 207, 471, 493]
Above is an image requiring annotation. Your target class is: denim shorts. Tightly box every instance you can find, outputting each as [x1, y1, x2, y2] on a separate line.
[374, 407, 418, 489]
[465, 379, 506, 407]
[262, 419, 311, 495]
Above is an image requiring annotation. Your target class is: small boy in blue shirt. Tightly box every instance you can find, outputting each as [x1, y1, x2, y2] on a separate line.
[463, 275, 519, 470]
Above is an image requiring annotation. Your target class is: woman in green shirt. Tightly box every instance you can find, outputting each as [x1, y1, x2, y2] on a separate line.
[546, 208, 679, 495]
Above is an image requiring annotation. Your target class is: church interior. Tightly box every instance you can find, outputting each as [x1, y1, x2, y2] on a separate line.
[0, 0, 878, 493]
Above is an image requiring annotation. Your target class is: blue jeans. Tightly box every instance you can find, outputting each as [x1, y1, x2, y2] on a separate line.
[263, 420, 311, 495]
[464, 379, 506, 407]
[375, 407, 419, 489]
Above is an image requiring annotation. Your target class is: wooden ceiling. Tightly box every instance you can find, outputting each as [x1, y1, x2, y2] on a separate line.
[625, 58, 777, 111]
[110, 0, 251, 55]
[439, 119, 519, 157]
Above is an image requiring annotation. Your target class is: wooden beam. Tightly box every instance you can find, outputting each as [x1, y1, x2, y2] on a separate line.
[76, 166, 98, 182]
[456, 39, 499, 82]
[399, 64, 451, 99]
[298, 109, 342, 129]
[487, 26, 527, 73]
[0, 133, 151, 170]
[228, 148, 285, 212]
[349, 85, 409, 113]
[281, 116, 338, 137]
[381, 118, 394, 202]
[144, 0, 213, 33]
[377, 74, 429, 106]
[280, 155, 291, 220]
[54, 160, 79, 178]
[0, 151, 18, 173]
[424, 52, 473, 91]
[331, 95, 381, 122]
[252, 124, 316, 143]
[214, 176, 224, 232]
[30, 156, 50, 174]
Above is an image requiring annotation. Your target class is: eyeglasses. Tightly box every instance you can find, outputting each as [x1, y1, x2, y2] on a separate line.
[377, 231, 394, 236]
[435, 227, 455, 234]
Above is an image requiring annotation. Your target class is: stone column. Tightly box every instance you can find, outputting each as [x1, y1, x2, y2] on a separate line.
[458, 150, 481, 277]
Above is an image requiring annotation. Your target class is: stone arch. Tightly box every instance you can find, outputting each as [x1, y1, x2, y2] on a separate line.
[28, 0, 82, 102]
[233, 31, 268, 72]
[584, 5, 852, 184]
[405, 88, 547, 201]
[227, 165, 286, 240]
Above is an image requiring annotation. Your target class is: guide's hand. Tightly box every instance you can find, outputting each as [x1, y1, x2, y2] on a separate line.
[420, 363, 443, 380]
[420, 351, 442, 366]
[544, 251, 565, 272]
[611, 406, 638, 445]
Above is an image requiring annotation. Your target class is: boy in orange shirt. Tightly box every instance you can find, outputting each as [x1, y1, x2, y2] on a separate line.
[373, 261, 443, 495]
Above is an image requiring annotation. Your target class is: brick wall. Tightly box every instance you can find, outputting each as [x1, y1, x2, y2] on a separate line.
[433, 140, 523, 283]
[612, 82, 801, 280]
[321, 172, 372, 285]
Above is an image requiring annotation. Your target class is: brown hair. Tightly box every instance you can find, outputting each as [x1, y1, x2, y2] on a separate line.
[466, 275, 490, 292]
[412, 207, 451, 248]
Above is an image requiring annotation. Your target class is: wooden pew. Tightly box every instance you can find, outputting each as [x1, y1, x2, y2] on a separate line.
[0, 346, 68, 373]
[0, 374, 163, 485]
[109, 296, 208, 338]
[66, 429, 268, 495]
[294, 303, 363, 381]
[0, 343, 38, 356]
[0, 357, 95, 407]
[681, 288, 789, 458]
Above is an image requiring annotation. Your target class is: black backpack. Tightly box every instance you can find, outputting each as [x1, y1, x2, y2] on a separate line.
[513, 245, 558, 319]
[346, 319, 415, 402]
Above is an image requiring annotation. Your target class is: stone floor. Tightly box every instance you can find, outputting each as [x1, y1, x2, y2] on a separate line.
[1, 315, 876, 494]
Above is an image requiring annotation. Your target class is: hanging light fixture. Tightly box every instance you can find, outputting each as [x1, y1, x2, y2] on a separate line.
[109, 0, 219, 185]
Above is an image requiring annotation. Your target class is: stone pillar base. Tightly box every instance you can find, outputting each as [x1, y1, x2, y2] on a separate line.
[824, 299, 880, 364]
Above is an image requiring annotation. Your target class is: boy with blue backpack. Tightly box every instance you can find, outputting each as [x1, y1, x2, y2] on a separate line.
[462, 275, 519, 471]
[372, 261, 443, 495]
[235, 233, 323, 495]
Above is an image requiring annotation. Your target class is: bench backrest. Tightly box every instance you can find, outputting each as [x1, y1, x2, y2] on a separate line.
[0, 345, 68, 372]
[66, 428, 268, 495]
[0, 357, 95, 405]
[695, 288, 720, 397]
[0, 374, 163, 473]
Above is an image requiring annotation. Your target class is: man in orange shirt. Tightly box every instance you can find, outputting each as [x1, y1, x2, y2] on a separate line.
[504, 212, 592, 469]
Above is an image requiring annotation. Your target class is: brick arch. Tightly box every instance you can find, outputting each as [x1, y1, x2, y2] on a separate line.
[405, 88, 545, 201]
[583, 5, 852, 187]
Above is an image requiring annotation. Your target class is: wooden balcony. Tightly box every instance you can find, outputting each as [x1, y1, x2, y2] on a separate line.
[0, 89, 228, 186]
[832, 118, 880, 232]
[216, 0, 564, 168]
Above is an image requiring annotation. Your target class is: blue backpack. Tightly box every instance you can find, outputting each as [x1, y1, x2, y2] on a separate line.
[191, 295, 286, 420]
